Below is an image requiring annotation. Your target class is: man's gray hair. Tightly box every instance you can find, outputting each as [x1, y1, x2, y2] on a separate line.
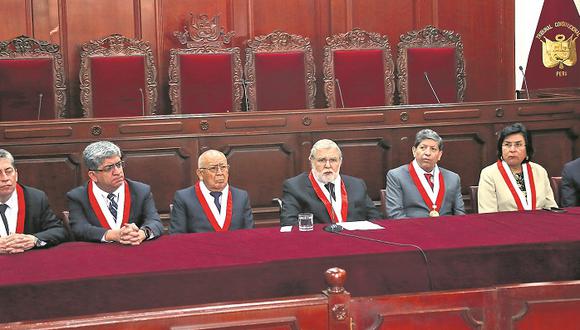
[309, 139, 342, 160]
[198, 149, 226, 168]
[414, 129, 443, 150]
[0, 149, 15, 167]
[83, 141, 122, 170]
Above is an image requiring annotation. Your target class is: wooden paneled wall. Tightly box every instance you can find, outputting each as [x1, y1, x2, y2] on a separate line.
[0, 0, 515, 117]
[2, 98, 578, 226]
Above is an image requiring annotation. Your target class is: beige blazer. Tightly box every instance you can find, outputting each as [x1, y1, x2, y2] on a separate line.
[478, 161, 558, 213]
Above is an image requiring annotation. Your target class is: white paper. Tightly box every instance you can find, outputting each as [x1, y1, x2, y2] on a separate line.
[280, 226, 293, 232]
[340, 221, 384, 231]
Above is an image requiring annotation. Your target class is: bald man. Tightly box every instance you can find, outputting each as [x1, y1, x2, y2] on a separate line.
[170, 150, 254, 233]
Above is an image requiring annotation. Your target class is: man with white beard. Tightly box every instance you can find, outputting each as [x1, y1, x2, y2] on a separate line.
[280, 139, 380, 226]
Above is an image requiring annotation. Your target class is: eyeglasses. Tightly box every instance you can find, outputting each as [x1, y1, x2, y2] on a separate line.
[502, 142, 526, 149]
[91, 161, 125, 173]
[199, 164, 230, 173]
[315, 157, 340, 165]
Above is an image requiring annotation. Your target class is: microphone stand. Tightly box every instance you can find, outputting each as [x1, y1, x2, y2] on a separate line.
[423, 72, 441, 104]
[335, 78, 345, 108]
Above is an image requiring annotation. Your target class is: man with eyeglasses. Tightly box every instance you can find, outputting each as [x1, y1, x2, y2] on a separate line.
[66, 141, 163, 244]
[0, 149, 67, 253]
[280, 139, 380, 226]
[386, 129, 465, 219]
[170, 149, 253, 233]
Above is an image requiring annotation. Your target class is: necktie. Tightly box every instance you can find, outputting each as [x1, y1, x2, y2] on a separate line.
[424, 173, 434, 190]
[210, 191, 222, 213]
[0, 204, 10, 235]
[325, 182, 336, 201]
[107, 193, 118, 222]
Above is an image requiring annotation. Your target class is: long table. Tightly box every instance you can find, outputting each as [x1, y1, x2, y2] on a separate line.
[2, 208, 580, 323]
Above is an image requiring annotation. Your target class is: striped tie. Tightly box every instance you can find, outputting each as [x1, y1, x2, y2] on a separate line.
[107, 193, 118, 222]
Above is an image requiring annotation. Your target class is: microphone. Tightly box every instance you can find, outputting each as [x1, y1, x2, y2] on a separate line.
[36, 93, 43, 120]
[241, 78, 250, 111]
[323, 224, 343, 233]
[423, 72, 441, 104]
[324, 226, 433, 291]
[518, 65, 530, 99]
[138, 88, 145, 116]
[335, 78, 345, 108]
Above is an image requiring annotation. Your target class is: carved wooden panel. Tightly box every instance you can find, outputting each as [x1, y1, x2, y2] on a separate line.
[200, 135, 300, 207]
[15, 153, 81, 217]
[120, 143, 195, 214]
[0, 1, 30, 39]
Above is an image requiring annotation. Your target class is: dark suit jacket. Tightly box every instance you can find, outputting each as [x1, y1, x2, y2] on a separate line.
[20, 184, 68, 247]
[280, 172, 380, 226]
[386, 164, 465, 219]
[169, 185, 254, 233]
[66, 179, 163, 242]
[561, 157, 580, 207]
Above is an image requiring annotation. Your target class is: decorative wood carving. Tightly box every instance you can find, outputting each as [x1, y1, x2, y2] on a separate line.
[79, 34, 158, 117]
[173, 13, 234, 48]
[397, 25, 467, 104]
[323, 28, 395, 107]
[169, 14, 242, 114]
[0, 35, 67, 118]
[245, 31, 317, 111]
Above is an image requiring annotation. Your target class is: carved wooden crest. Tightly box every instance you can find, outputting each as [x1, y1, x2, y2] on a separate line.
[0, 35, 67, 118]
[397, 25, 466, 104]
[79, 34, 158, 116]
[174, 13, 234, 48]
[323, 28, 395, 107]
[244, 31, 316, 111]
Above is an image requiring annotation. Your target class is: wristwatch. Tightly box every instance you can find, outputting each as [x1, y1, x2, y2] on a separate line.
[34, 237, 46, 248]
[141, 227, 152, 240]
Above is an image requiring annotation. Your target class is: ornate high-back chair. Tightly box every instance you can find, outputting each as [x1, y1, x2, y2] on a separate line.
[245, 31, 316, 111]
[79, 34, 158, 117]
[0, 35, 66, 120]
[169, 14, 243, 114]
[397, 25, 466, 105]
[323, 28, 395, 108]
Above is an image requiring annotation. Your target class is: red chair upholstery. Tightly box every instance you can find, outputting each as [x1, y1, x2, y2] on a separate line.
[0, 35, 66, 120]
[397, 25, 466, 105]
[323, 28, 395, 108]
[245, 31, 316, 111]
[168, 14, 242, 114]
[79, 34, 158, 118]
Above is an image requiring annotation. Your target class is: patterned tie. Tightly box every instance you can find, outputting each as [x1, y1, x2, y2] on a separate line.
[107, 193, 118, 222]
[424, 173, 434, 190]
[325, 182, 336, 201]
[210, 191, 222, 213]
[0, 204, 10, 235]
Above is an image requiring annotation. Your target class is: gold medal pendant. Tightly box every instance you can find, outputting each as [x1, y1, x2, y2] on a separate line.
[429, 209, 440, 217]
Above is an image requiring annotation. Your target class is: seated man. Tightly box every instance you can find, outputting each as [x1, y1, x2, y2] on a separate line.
[561, 157, 580, 207]
[67, 141, 163, 244]
[386, 129, 465, 219]
[170, 150, 253, 233]
[0, 149, 67, 253]
[281, 139, 380, 226]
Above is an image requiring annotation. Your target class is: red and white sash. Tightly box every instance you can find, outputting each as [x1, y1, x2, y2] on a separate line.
[195, 182, 232, 232]
[408, 162, 445, 215]
[11, 184, 26, 234]
[88, 181, 131, 229]
[497, 160, 536, 211]
[308, 172, 348, 223]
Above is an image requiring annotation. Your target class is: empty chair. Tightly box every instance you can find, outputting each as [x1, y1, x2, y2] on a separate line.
[168, 13, 243, 114]
[79, 34, 158, 117]
[0, 35, 66, 120]
[397, 25, 466, 105]
[245, 31, 316, 111]
[323, 28, 395, 108]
